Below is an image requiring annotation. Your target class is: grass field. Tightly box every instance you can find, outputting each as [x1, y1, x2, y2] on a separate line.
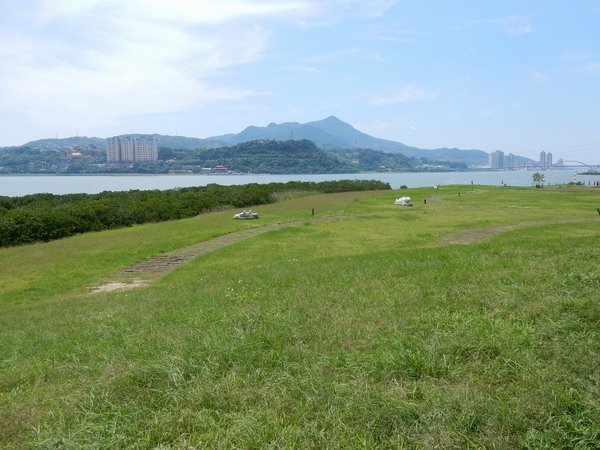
[1, 185, 599, 448]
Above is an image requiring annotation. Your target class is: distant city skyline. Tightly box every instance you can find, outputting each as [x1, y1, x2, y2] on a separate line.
[1, 1, 599, 163]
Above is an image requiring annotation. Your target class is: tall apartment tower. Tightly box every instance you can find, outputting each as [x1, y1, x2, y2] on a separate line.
[120, 136, 135, 162]
[506, 153, 515, 169]
[135, 137, 159, 162]
[489, 150, 505, 169]
[546, 152, 553, 167]
[540, 151, 547, 168]
[105, 135, 158, 163]
[106, 137, 121, 162]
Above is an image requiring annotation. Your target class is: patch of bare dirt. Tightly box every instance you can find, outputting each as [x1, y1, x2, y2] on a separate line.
[90, 279, 149, 293]
[89, 215, 351, 294]
[441, 218, 594, 245]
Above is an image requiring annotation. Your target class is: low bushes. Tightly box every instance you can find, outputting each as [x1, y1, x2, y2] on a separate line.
[0, 180, 389, 246]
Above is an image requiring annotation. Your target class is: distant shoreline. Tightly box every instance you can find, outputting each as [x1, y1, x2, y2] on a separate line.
[0, 170, 472, 177]
[2, 167, 599, 177]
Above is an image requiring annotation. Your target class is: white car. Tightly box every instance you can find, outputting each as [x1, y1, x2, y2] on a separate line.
[234, 210, 259, 219]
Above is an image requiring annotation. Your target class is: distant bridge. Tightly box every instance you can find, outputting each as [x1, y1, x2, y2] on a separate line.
[560, 160, 600, 170]
[514, 160, 600, 171]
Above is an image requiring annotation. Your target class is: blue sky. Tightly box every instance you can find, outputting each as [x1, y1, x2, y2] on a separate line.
[1, 0, 599, 162]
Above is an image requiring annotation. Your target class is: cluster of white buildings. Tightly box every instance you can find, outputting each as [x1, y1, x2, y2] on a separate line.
[489, 149, 562, 170]
[489, 150, 515, 169]
[106, 136, 158, 163]
[539, 151, 553, 168]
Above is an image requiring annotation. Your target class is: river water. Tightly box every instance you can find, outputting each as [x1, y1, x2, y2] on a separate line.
[1, 171, 598, 197]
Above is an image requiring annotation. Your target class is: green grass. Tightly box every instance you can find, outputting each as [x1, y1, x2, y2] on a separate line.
[1, 185, 599, 448]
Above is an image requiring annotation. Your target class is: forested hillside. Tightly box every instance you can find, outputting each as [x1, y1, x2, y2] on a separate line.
[166, 139, 354, 173]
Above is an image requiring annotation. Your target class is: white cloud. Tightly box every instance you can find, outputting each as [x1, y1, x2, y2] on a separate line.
[2, 0, 390, 132]
[288, 65, 322, 74]
[576, 62, 600, 75]
[369, 85, 436, 106]
[306, 47, 361, 62]
[296, 0, 397, 27]
[529, 71, 550, 82]
[0, 1, 303, 130]
[478, 15, 534, 37]
[506, 24, 533, 36]
[38, 0, 312, 24]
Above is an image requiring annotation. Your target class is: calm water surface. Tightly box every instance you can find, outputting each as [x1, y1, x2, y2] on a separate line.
[1, 171, 598, 196]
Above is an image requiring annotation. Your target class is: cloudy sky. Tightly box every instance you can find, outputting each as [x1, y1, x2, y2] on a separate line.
[1, 0, 599, 162]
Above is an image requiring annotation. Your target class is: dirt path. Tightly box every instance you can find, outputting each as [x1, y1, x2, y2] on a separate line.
[90, 215, 349, 293]
[425, 196, 441, 204]
[441, 218, 595, 245]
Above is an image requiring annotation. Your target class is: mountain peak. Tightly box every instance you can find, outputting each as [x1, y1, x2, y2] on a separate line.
[307, 116, 359, 135]
[315, 115, 347, 125]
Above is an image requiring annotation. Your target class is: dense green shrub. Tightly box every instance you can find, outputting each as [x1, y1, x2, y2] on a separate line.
[0, 180, 389, 246]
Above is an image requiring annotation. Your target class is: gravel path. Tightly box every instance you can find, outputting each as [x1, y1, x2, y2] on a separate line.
[90, 215, 349, 293]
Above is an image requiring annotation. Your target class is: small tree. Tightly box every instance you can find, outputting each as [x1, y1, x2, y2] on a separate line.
[532, 172, 545, 188]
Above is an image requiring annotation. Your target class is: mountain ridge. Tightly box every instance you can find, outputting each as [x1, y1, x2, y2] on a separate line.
[13, 117, 534, 166]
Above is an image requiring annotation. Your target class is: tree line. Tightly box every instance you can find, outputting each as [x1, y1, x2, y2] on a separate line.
[0, 180, 390, 247]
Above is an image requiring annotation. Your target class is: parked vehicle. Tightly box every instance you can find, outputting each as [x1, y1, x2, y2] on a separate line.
[234, 210, 259, 219]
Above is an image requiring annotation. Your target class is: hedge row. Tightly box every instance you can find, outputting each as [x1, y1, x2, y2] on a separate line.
[0, 180, 390, 247]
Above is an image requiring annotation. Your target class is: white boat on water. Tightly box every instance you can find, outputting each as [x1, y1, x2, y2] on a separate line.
[234, 210, 259, 219]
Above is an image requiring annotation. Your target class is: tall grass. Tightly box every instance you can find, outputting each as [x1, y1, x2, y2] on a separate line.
[0, 186, 598, 447]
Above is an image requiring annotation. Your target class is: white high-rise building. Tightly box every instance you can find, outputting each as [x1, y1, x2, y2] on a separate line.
[135, 137, 158, 162]
[506, 153, 515, 169]
[540, 151, 547, 168]
[546, 152, 553, 167]
[120, 136, 135, 162]
[489, 150, 504, 169]
[106, 137, 120, 162]
[105, 135, 158, 163]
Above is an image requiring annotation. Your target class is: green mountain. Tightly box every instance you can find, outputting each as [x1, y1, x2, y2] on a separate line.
[216, 116, 419, 154]
[1, 139, 465, 174]
[210, 116, 534, 166]
[168, 139, 355, 174]
[165, 140, 464, 173]
[12, 117, 536, 167]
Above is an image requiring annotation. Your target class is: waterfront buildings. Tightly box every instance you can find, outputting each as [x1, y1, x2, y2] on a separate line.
[106, 137, 120, 163]
[538, 150, 554, 168]
[489, 150, 505, 169]
[488, 150, 516, 170]
[506, 153, 515, 169]
[106, 135, 158, 163]
[540, 150, 547, 168]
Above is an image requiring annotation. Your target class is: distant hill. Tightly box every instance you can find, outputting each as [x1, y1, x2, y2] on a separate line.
[214, 116, 420, 155]
[168, 139, 355, 174]
[0, 139, 465, 175]
[161, 140, 464, 174]
[22, 136, 107, 149]
[210, 116, 534, 166]
[22, 134, 227, 151]
[12, 117, 536, 167]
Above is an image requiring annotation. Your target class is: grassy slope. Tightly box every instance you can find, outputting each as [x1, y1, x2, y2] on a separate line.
[1, 186, 599, 448]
